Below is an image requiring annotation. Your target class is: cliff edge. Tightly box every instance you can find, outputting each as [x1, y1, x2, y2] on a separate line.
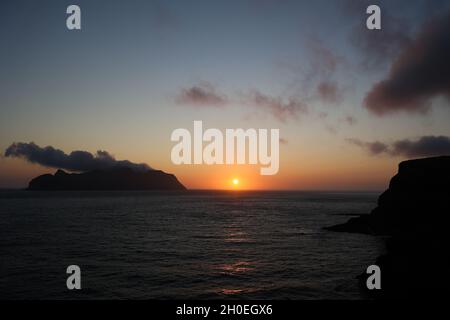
[325, 156, 450, 298]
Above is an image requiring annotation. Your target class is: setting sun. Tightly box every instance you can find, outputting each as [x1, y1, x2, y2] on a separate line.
[232, 178, 239, 186]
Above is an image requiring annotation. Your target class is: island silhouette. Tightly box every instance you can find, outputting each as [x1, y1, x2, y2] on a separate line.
[27, 167, 186, 191]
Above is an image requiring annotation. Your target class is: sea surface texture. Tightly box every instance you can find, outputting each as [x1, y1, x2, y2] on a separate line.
[0, 191, 384, 299]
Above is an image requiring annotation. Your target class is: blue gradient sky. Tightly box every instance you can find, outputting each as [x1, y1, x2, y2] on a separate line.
[1, 0, 450, 189]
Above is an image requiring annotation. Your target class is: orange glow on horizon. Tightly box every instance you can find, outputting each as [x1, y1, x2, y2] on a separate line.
[2, 150, 396, 191]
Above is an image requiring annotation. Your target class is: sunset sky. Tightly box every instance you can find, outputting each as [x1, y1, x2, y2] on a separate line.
[1, 0, 450, 190]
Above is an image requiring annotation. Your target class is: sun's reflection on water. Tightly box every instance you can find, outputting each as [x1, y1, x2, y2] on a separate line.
[219, 288, 244, 295]
[219, 261, 255, 275]
[213, 205, 261, 296]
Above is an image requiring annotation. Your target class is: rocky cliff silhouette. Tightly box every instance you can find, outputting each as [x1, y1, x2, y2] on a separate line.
[28, 168, 186, 191]
[325, 156, 450, 298]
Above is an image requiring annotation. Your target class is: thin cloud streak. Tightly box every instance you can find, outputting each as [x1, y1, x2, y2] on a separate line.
[245, 90, 309, 123]
[176, 83, 228, 107]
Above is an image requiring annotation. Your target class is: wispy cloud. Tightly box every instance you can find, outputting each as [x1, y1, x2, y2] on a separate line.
[307, 38, 344, 79]
[276, 37, 346, 106]
[176, 83, 228, 107]
[245, 90, 308, 123]
[344, 115, 357, 125]
[346, 138, 389, 155]
[176, 81, 310, 123]
[316, 81, 343, 104]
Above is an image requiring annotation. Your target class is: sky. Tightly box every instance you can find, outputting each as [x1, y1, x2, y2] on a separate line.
[1, 0, 450, 190]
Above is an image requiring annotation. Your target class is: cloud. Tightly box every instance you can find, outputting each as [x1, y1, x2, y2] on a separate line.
[277, 37, 345, 106]
[346, 138, 389, 155]
[176, 83, 228, 107]
[351, 17, 411, 71]
[325, 125, 338, 135]
[316, 81, 343, 104]
[344, 0, 450, 70]
[176, 82, 310, 123]
[308, 39, 342, 77]
[364, 10, 450, 116]
[391, 136, 450, 157]
[245, 90, 308, 122]
[318, 112, 328, 119]
[299, 38, 345, 89]
[345, 1, 412, 70]
[4, 142, 152, 172]
[300, 38, 347, 106]
[344, 115, 357, 125]
[347, 136, 450, 158]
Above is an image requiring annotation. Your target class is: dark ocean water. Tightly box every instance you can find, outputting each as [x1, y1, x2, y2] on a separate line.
[0, 190, 384, 299]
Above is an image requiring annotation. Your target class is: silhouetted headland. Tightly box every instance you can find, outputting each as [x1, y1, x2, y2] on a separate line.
[325, 156, 450, 298]
[27, 168, 186, 191]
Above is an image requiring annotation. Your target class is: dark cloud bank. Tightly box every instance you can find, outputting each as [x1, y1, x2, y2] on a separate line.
[4, 142, 152, 172]
[364, 10, 450, 116]
[347, 136, 450, 158]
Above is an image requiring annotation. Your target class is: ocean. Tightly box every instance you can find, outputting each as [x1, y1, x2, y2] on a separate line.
[0, 190, 384, 299]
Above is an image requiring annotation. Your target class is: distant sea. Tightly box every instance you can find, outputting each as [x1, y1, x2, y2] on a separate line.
[0, 190, 384, 299]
